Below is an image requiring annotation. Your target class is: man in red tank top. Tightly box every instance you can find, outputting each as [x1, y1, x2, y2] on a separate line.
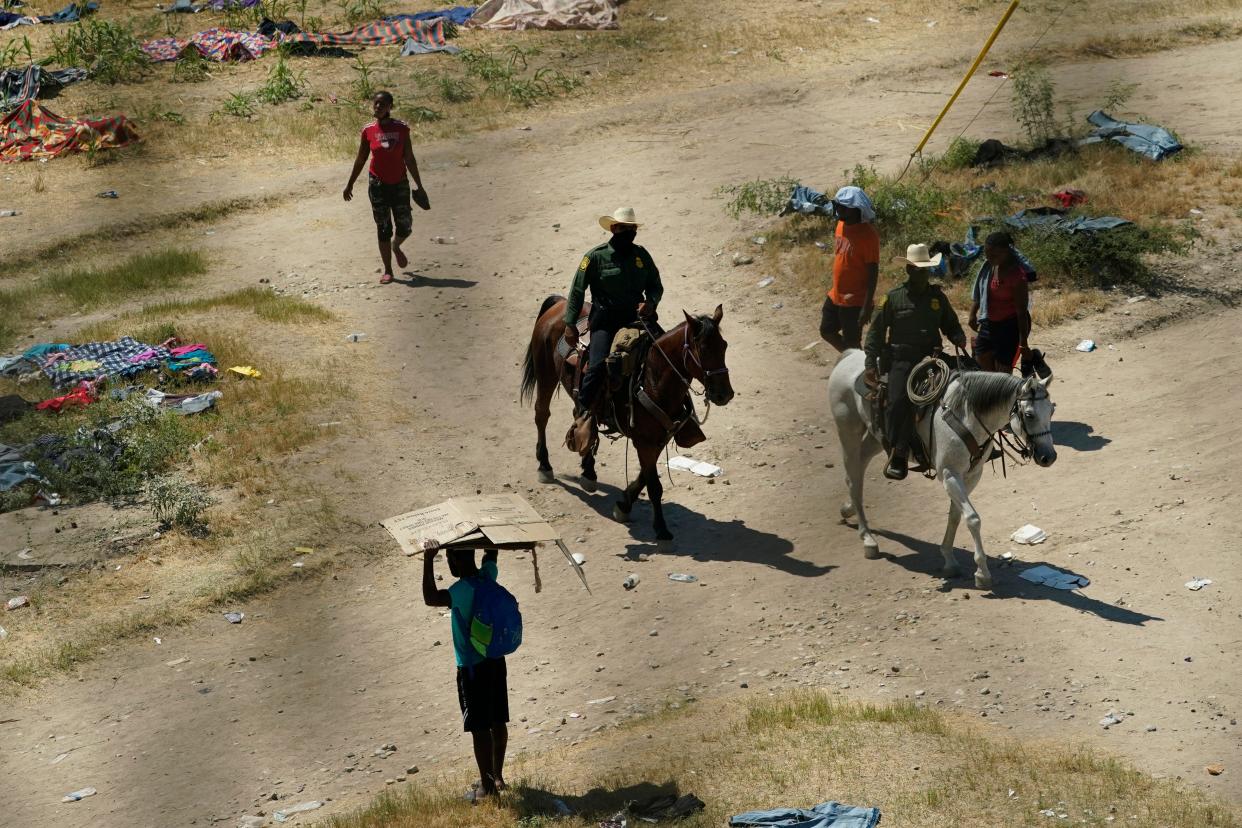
[343, 91, 429, 284]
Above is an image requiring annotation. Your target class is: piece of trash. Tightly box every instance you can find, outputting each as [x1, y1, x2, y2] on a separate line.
[757, 276, 775, 288]
[801, 340, 821, 351]
[1001, 551, 1015, 561]
[50, 752, 70, 765]
[5, 596, 30, 611]
[153, 637, 161, 645]
[669, 573, 698, 583]
[1019, 564, 1090, 590]
[751, 236, 767, 245]
[571, 552, 586, 566]
[292, 561, 305, 569]
[926, 19, 937, 27]
[431, 235, 456, 244]
[0, 209, 20, 217]
[345, 332, 367, 342]
[16, 548, 33, 560]
[771, 302, 783, 309]
[623, 574, 640, 590]
[273, 800, 324, 822]
[668, 455, 724, 477]
[814, 240, 829, 250]
[588, 695, 616, 705]
[1011, 524, 1047, 545]
[62, 787, 97, 802]
[601, 811, 629, 828]
[223, 611, 244, 624]
[731, 252, 754, 266]
[1076, 339, 1097, 352]
[228, 365, 262, 379]
[97, 189, 118, 198]
[1099, 711, 1124, 727]
[1126, 295, 1148, 304]
[1206, 764, 1225, 776]
[35, 491, 61, 506]
[0, 625, 7, 640]
[865, 16, 879, 23]
[1185, 578, 1212, 591]
[551, 799, 573, 816]
[294, 546, 314, 554]
[988, 70, 1010, 78]
[165, 657, 189, 667]
[238, 817, 267, 828]
[1189, 208, 1204, 216]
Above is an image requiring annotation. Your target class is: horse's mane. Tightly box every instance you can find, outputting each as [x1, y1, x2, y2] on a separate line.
[945, 371, 1025, 418]
[659, 314, 717, 343]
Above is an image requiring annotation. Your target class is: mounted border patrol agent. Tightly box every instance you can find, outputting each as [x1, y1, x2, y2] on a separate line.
[563, 207, 664, 430]
[864, 243, 968, 481]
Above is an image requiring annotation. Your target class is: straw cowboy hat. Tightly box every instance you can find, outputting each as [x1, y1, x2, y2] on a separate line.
[598, 206, 642, 231]
[895, 243, 943, 268]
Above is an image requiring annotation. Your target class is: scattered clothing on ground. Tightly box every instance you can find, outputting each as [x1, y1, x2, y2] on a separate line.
[1079, 110, 1182, 161]
[387, 5, 475, 25]
[40, 337, 171, 386]
[970, 136, 1076, 168]
[0, 100, 138, 163]
[783, 184, 834, 217]
[0, 442, 44, 492]
[2, 68, 85, 109]
[401, 38, 460, 55]
[256, 16, 298, 37]
[1001, 206, 1131, 234]
[0, 393, 32, 423]
[35, 381, 96, 413]
[0, 12, 39, 29]
[467, 0, 617, 30]
[730, 802, 881, 828]
[37, 1, 96, 23]
[1051, 188, 1087, 208]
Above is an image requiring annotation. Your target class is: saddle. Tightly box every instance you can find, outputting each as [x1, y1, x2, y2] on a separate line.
[870, 354, 979, 474]
[560, 308, 706, 453]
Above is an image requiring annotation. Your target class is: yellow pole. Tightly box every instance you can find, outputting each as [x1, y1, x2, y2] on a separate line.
[912, 0, 1020, 157]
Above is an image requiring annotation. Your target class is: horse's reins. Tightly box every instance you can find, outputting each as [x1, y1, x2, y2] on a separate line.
[638, 317, 727, 425]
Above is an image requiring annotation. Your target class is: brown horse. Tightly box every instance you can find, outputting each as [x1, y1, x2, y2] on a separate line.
[520, 296, 734, 551]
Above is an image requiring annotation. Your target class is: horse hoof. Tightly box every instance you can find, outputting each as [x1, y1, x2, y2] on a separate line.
[840, 502, 856, 520]
[975, 574, 993, 591]
[537, 469, 555, 484]
[580, 476, 597, 493]
[657, 538, 676, 554]
[942, 566, 962, 580]
[612, 504, 631, 523]
[863, 542, 881, 560]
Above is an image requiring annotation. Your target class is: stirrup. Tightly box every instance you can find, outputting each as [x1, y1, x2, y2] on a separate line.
[884, 453, 909, 481]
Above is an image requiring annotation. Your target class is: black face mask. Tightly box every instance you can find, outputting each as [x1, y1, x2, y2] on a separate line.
[611, 229, 637, 248]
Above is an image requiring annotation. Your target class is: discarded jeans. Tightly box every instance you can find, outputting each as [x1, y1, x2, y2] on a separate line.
[730, 801, 881, 828]
[401, 37, 460, 55]
[1079, 110, 1182, 162]
[783, 184, 833, 217]
[37, 1, 97, 23]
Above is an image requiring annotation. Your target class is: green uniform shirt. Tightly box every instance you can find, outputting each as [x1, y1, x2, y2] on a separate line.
[563, 241, 664, 326]
[864, 281, 966, 368]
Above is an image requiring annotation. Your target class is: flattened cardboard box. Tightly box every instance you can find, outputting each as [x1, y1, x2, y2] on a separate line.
[381, 494, 560, 556]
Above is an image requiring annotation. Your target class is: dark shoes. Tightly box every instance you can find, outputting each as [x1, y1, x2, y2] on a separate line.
[884, 451, 909, 480]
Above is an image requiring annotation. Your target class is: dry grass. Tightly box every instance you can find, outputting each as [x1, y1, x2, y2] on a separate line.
[323, 690, 1241, 827]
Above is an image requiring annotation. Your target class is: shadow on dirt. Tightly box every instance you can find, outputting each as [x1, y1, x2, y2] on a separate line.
[1052, 420, 1111, 452]
[872, 528, 1163, 626]
[555, 476, 831, 578]
[396, 271, 479, 289]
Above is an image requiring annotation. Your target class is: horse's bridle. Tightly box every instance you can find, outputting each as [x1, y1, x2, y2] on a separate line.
[1005, 384, 1052, 458]
[639, 318, 729, 394]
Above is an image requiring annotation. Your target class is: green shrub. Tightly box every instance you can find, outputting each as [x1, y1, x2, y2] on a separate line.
[0, 36, 34, 73]
[849, 165, 957, 245]
[939, 137, 980, 171]
[51, 19, 150, 85]
[715, 176, 800, 219]
[256, 51, 306, 105]
[408, 105, 442, 123]
[215, 91, 257, 119]
[148, 474, 217, 532]
[337, 0, 387, 26]
[1002, 220, 1197, 289]
[171, 48, 210, 84]
[350, 55, 378, 102]
[437, 74, 475, 104]
[1010, 62, 1059, 146]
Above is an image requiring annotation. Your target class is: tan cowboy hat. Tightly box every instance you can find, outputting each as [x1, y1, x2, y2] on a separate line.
[598, 206, 642, 231]
[895, 242, 943, 268]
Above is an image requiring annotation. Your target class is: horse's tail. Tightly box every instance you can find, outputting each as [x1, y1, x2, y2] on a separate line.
[520, 294, 564, 406]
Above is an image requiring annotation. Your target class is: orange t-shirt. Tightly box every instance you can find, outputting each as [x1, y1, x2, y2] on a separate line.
[828, 221, 880, 307]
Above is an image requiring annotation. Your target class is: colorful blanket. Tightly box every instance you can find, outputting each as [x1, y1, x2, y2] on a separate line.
[142, 27, 275, 62]
[0, 100, 138, 163]
[41, 337, 171, 386]
[283, 16, 446, 48]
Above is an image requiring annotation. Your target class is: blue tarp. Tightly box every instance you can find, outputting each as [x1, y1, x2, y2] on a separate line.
[1001, 206, 1132, 234]
[1079, 110, 1183, 161]
[387, 5, 475, 25]
[730, 801, 882, 828]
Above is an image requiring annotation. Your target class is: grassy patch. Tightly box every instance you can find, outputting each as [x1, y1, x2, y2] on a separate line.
[0, 249, 207, 348]
[323, 690, 1241, 828]
[49, 19, 151, 85]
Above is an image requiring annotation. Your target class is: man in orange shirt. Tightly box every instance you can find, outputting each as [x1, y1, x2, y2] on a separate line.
[820, 186, 880, 352]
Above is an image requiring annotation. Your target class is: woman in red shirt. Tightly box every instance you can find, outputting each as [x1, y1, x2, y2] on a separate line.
[343, 91, 429, 284]
[969, 231, 1034, 372]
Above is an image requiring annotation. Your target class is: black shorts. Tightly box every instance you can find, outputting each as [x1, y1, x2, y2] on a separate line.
[974, 317, 1020, 368]
[820, 297, 863, 349]
[456, 657, 509, 733]
[367, 175, 413, 242]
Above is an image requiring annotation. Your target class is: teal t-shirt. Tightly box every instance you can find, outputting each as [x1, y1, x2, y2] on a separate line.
[446, 559, 498, 668]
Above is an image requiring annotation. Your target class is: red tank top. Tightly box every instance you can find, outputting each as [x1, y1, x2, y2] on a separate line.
[986, 262, 1025, 321]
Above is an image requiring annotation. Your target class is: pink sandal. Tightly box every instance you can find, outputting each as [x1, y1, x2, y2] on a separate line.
[380, 272, 394, 284]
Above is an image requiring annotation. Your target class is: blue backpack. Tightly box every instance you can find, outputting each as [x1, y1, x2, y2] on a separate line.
[465, 578, 522, 659]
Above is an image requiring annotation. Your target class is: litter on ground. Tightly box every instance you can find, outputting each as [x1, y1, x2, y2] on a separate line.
[1019, 564, 1090, 590]
[1010, 524, 1047, 545]
[62, 787, 97, 802]
[223, 611, 244, 624]
[1076, 340, 1096, 352]
[668, 455, 723, 477]
[1185, 578, 1212, 591]
[730, 800, 880, 828]
[273, 800, 324, 822]
[668, 573, 698, 583]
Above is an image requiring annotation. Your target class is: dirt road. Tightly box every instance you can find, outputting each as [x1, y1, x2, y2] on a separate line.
[2, 38, 1240, 828]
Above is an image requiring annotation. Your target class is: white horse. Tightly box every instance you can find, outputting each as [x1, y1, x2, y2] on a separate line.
[828, 349, 1057, 590]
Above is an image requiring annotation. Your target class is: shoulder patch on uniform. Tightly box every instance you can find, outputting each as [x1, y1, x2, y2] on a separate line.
[635, 256, 644, 268]
[931, 298, 941, 311]
[578, 256, 590, 271]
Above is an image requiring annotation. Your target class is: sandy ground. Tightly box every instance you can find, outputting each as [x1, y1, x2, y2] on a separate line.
[2, 29, 1241, 828]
